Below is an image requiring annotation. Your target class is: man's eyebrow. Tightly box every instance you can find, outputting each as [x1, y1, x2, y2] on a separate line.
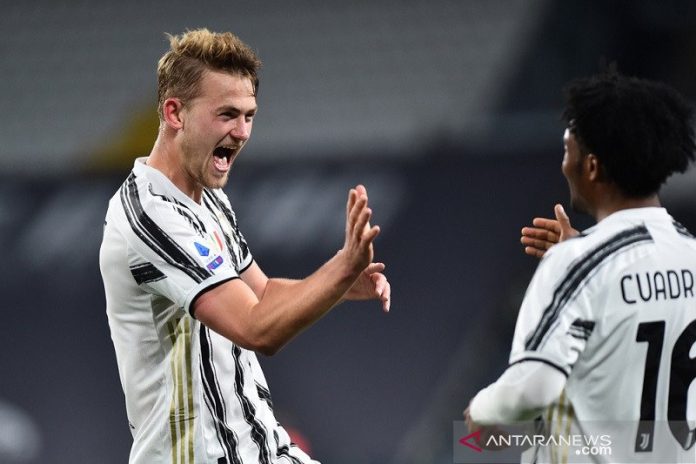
[216, 105, 257, 113]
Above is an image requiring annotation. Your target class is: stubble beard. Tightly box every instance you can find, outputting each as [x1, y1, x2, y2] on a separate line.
[207, 169, 230, 190]
[181, 142, 230, 191]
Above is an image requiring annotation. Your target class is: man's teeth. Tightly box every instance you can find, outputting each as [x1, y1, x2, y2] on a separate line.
[214, 146, 235, 159]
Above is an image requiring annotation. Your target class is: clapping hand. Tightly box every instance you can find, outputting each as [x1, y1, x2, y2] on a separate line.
[520, 204, 578, 258]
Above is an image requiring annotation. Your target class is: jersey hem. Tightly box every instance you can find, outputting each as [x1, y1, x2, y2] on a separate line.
[185, 274, 240, 317]
[509, 355, 569, 377]
[238, 257, 254, 274]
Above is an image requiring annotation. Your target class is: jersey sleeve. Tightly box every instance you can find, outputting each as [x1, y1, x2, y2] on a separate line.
[470, 360, 567, 425]
[119, 187, 240, 316]
[509, 244, 596, 376]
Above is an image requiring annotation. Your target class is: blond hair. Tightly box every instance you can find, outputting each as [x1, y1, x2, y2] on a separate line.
[156, 28, 262, 119]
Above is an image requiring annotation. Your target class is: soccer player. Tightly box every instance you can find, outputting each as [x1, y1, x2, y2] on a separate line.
[464, 72, 696, 463]
[99, 29, 390, 464]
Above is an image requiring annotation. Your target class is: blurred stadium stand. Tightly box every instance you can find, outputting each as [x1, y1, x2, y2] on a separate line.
[0, 0, 544, 173]
[1, 1, 696, 463]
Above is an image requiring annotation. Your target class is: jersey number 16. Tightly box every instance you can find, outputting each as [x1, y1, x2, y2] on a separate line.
[635, 319, 696, 452]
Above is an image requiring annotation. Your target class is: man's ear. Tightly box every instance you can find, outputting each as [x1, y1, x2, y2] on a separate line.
[585, 153, 603, 182]
[162, 98, 185, 130]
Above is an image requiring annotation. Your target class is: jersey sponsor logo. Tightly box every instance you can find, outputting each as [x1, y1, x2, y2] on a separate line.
[194, 230, 227, 271]
[207, 255, 224, 271]
[194, 242, 210, 257]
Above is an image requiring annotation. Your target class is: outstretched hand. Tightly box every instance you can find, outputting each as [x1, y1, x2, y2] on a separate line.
[340, 185, 391, 312]
[344, 262, 391, 312]
[520, 204, 578, 258]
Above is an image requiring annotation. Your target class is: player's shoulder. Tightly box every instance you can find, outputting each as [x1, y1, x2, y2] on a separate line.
[111, 163, 206, 234]
[542, 217, 652, 268]
[118, 170, 171, 217]
[540, 229, 593, 265]
[542, 216, 667, 292]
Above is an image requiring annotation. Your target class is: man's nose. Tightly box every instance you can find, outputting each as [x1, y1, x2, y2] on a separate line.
[230, 117, 251, 141]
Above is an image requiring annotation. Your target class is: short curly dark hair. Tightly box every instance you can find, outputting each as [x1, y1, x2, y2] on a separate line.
[562, 72, 696, 197]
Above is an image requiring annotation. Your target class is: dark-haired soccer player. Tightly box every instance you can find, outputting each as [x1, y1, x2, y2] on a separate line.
[465, 73, 696, 463]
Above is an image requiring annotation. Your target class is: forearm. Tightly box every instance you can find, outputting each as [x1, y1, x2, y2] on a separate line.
[196, 184, 381, 354]
[247, 253, 359, 354]
[470, 361, 566, 425]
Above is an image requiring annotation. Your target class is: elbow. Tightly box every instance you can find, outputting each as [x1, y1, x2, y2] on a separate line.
[232, 336, 282, 356]
[254, 340, 282, 356]
[245, 331, 285, 356]
[516, 382, 564, 419]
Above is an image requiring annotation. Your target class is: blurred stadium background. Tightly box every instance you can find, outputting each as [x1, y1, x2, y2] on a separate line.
[1, 1, 696, 463]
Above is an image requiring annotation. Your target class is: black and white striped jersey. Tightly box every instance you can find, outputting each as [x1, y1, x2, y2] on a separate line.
[100, 158, 316, 464]
[510, 207, 696, 463]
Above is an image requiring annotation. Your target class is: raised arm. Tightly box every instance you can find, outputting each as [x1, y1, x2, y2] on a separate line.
[193, 185, 388, 355]
[520, 204, 578, 258]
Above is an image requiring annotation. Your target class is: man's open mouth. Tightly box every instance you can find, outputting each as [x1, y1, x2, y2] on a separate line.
[212, 146, 236, 171]
[213, 146, 235, 160]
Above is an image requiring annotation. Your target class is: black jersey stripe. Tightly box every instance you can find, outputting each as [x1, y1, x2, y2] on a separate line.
[525, 225, 653, 351]
[231, 345, 272, 464]
[120, 173, 211, 283]
[148, 185, 208, 237]
[277, 445, 304, 463]
[256, 383, 274, 410]
[202, 190, 249, 273]
[234, 350, 272, 462]
[272, 430, 303, 464]
[567, 318, 595, 340]
[202, 192, 238, 269]
[203, 189, 250, 260]
[673, 220, 695, 239]
[130, 262, 166, 285]
[280, 444, 305, 464]
[123, 173, 210, 282]
[200, 326, 242, 464]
